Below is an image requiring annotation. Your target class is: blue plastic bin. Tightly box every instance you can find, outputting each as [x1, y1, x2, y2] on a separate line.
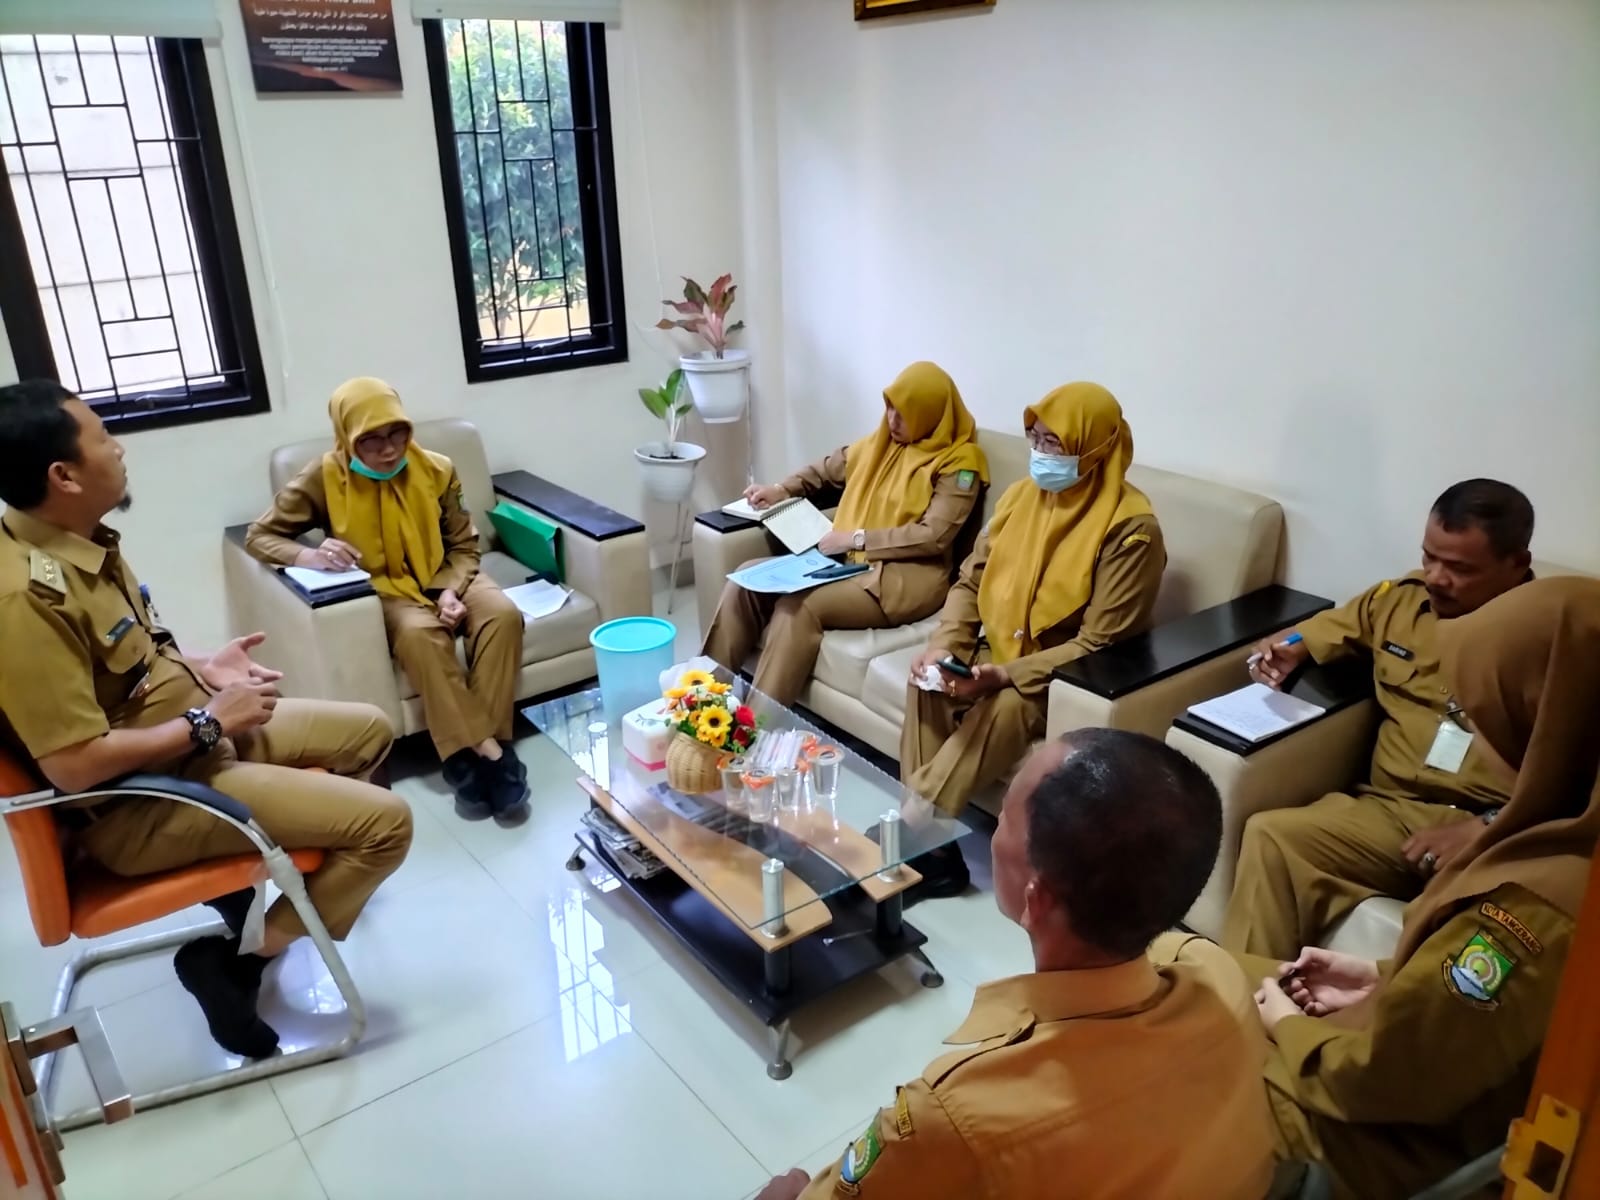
[590, 617, 678, 721]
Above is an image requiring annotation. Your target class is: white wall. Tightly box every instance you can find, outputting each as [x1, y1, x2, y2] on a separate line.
[752, 0, 1600, 598]
[0, 0, 748, 649]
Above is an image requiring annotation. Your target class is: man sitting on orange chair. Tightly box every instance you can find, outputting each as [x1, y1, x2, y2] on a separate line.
[0, 380, 413, 1060]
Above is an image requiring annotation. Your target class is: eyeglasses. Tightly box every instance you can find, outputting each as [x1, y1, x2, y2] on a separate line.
[355, 426, 410, 456]
[1026, 426, 1065, 454]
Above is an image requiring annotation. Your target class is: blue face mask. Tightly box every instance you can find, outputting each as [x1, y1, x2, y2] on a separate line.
[1028, 448, 1080, 493]
[350, 455, 408, 482]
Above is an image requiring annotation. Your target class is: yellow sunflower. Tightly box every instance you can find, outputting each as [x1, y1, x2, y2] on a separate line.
[695, 706, 732, 742]
[664, 686, 688, 700]
[679, 669, 716, 689]
[708, 680, 732, 695]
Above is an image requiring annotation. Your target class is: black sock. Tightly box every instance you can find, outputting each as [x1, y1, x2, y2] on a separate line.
[230, 951, 271, 988]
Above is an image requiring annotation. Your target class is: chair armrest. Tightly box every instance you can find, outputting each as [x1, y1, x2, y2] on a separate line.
[1171, 663, 1379, 939]
[491, 472, 650, 624]
[9, 774, 268, 849]
[691, 515, 780, 636]
[222, 531, 401, 726]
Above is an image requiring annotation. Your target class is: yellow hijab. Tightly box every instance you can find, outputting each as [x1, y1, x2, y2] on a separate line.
[977, 382, 1152, 662]
[320, 377, 454, 606]
[831, 361, 989, 535]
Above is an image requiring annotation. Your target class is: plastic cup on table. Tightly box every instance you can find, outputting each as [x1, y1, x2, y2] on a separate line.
[774, 765, 801, 816]
[720, 757, 748, 815]
[809, 746, 842, 803]
[744, 767, 775, 824]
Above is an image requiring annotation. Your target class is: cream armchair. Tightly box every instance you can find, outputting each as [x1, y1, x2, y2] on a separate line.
[692, 431, 1324, 807]
[1173, 560, 1590, 959]
[222, 418, 651, 737]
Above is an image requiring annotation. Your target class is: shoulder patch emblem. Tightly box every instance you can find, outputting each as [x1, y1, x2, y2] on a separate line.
[28, 550, 65, 596]
[841, 1124, 882, 1184]
[1480, 902, 1543, 956]
[957, 469, 976, 491]
[1443, 930, 1516, 1008]
[1120, 532, 1152, 550]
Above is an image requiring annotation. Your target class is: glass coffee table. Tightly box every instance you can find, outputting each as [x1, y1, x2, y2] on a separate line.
[524, 674, 965, 1080]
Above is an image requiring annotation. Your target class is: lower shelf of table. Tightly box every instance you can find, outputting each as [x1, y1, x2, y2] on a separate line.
[573, 832, 931, 1027]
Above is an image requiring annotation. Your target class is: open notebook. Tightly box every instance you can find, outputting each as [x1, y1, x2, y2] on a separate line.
[720, 495, 835, 554]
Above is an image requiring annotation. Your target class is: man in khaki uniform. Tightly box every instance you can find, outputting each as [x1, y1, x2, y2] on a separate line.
[756, 730, 1276, 1200]
[704, 362, 986, 707]
[1223, 479, 1534, 959]
[0, 380, 413, 1060]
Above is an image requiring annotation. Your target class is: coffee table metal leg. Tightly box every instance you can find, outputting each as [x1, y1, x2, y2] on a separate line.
[910, 947, 944, 989]
[767, 1019, 793, 1081]
[875, 892, 904, 940]
[565, 846, 585, 871]
[764, 945, 792, 995]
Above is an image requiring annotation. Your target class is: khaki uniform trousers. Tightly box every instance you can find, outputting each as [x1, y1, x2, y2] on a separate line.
[704, 574, 904, 707]
[382, 573, 522, 760]
[900, 654, 1047, 816]
[1221, 791, 1476, 959]
[80, 699, 412, 942]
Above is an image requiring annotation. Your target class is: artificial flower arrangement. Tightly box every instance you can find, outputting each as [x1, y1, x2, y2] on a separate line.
[661, 668, 761, 792]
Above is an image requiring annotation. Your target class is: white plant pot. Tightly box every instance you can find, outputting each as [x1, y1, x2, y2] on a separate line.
[679, 349, 750, 424]
[634, 441, 706, 504]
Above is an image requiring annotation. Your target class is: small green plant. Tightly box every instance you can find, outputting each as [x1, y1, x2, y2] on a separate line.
[656, 274, 744, 359]
[637, 368, 692, 457]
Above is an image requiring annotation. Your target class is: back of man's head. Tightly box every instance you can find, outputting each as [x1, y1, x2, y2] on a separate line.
[1430, 478, 1534, 560]
[1020, 729, 1221, 960]
[0, 379, 80, 510]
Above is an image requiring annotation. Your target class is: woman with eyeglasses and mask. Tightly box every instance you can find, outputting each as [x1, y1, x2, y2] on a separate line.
[246, 377, 529, 826]
[900, 382, 1166, 901]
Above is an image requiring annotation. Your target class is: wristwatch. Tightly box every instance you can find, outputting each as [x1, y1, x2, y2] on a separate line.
[852, 529, 866, 552]
[183, 707, 222, 751]
[1481, 807, 1500, 827]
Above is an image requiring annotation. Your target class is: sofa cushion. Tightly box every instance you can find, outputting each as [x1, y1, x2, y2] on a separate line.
[813, 618, 939, 697]
[861, 644, 921, 729]
[1322, 897, 1405, 960]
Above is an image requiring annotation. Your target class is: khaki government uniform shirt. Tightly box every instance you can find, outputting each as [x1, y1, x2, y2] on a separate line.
[1297, 573, 1510, 811]
[925, 514, 1166, 697]
[800, 937, 1276, 1199]
[780, 447, 980, 623]
[244, 459, 483, 597]
[0, 508, 209, 774]
[1267, 883, 1570, 1200]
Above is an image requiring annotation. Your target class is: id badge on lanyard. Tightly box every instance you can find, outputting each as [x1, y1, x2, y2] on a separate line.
[1425, 716, 1473, 773]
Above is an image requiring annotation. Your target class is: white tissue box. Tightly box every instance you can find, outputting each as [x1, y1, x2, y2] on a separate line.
[622, 698, 672, 769]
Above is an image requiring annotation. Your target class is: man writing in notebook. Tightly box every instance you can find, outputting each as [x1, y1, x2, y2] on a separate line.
[1222, 479, 1534, 959]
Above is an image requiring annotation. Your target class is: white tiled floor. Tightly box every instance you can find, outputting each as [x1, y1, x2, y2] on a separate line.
[1, 586, 1024, 1200]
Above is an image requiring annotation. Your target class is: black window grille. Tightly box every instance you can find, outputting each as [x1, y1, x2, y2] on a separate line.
[422, 19, 627, 383]
[0, 35, 267, 433]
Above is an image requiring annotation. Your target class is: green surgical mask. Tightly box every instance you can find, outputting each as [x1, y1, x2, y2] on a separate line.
[350, 455, 408, 482]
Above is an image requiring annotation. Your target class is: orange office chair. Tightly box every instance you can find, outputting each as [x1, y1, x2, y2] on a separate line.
[0, 749, 366, 1136]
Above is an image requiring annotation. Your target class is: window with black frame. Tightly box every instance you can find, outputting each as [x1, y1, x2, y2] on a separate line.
[0, 34, 267, 433]
[422, 18, 627, 382]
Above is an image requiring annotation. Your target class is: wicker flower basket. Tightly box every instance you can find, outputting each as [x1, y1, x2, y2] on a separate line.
[666, 732, 724, 794]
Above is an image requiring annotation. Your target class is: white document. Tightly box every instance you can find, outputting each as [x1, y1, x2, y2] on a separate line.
[1187, 683, 1325, 743]
[761, 499, 835, 554]
[722, 494, 802, 522]
[503, 578, 571, 622]
[282, 565, 370, 592]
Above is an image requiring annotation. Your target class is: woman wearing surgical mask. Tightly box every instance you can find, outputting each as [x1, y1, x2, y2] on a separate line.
[246, 377, 530, 827]
[901, 382, 1166, 901]
[1236, 577, 1600, 1200]
[703, 361, 988, 706]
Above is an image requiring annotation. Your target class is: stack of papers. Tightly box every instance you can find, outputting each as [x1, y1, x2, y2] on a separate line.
[1186, 683, 1325, 743]
[503, 578, 571, 621]
[728, 549, 868, 595]
[282, 565, 370, 593]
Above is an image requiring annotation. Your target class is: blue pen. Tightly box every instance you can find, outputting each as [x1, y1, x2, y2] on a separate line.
[1248, 630, 1302, 667]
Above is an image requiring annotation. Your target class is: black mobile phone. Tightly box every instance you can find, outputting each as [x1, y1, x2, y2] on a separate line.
[938, 656, 974, 679]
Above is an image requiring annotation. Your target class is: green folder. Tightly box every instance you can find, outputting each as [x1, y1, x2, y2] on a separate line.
[488, 502, 563, 582]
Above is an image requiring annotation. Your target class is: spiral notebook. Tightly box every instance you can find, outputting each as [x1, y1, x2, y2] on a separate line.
[720, 495, 835, 554]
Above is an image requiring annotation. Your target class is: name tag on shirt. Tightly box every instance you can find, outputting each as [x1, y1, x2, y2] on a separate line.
[1425, 719, 1473, 773]
[1382, 641, 1414, 661]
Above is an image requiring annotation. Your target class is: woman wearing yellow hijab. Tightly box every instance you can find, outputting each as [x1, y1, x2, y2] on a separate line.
[900, 382, 1167, 900]
[703, 361, 988, 706]
[246, 378, 529, 826]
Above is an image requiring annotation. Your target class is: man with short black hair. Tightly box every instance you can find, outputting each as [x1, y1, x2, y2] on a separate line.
[756, 730, 1276, 1200]
[1224, 479, 1535, 958]
[0, 380, 413, 1060]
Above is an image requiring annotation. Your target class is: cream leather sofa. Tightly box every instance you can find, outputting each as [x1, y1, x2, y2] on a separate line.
[222, 418, 652, 738]
[693, 430, 1324, 795]
[1174, 560, 1589, 959]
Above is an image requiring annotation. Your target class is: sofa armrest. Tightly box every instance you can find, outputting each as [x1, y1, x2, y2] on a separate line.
[1171, 661, 1379, 939]
[1045, 584, 1332, 742]
[222, 529, 401, 726]
[491, 473, 650, 624]
[692, 513, 782, 636]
